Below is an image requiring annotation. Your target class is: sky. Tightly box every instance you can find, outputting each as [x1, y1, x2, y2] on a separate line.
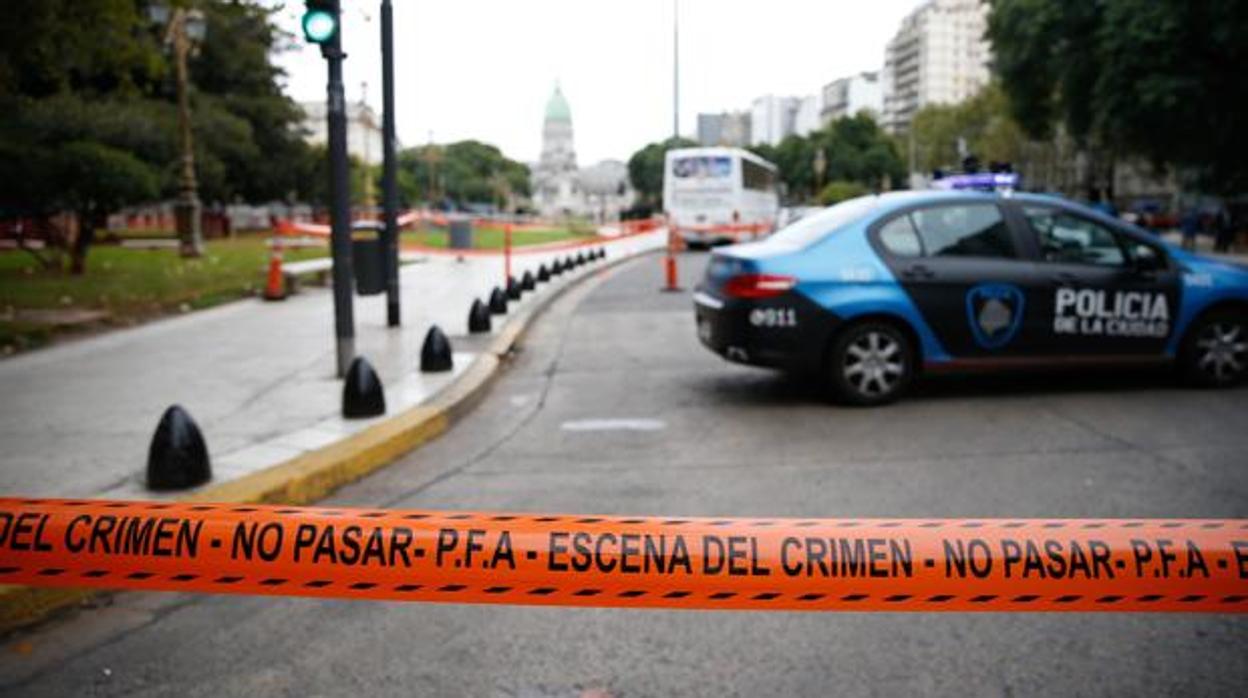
[270, 0, 921, 165]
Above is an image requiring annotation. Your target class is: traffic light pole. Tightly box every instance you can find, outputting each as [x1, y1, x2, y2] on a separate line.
[323, 7, 356, 377]
[380, 0, 400, 327]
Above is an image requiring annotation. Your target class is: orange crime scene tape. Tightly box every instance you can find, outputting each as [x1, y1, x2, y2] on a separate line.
[1, 499, 1245, 612]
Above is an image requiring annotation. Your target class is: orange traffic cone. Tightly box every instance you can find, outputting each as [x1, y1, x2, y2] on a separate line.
[661, 223, 682, 293]
[263, 245, 286, 301]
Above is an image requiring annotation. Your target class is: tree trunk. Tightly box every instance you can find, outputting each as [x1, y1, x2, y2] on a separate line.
[70, 210, 99, 275]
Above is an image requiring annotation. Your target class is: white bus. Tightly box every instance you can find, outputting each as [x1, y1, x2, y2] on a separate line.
[663, 147, 780, 246]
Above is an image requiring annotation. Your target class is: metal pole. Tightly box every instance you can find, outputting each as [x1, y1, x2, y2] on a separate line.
[672, 0, 679, 142]
[380, 0, 400, 326]
[504, 222, 512, 285]
[173, 11, 203, 258]
[324, 1, 356, 376]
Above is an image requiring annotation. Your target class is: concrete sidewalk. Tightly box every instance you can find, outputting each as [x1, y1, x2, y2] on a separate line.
[0, 231, 665, 501]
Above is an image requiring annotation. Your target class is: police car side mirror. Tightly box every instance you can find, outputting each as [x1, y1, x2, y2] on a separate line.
[1133, 248, 1165, 273]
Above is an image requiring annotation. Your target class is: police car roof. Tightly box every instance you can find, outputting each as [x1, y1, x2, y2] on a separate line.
[869, 189, 1074, 215]
[868, 189, 996, 215]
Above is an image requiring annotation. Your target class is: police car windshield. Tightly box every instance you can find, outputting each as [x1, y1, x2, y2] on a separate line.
[767, 196, 880, 248]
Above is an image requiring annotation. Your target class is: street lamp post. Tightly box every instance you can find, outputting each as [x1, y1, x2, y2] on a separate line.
[150, 6, 207, 258]
[813, 148, 827, 201]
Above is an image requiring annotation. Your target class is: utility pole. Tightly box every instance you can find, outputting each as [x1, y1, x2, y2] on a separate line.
[380, 0, 400, 326]
[303, 0, 355, 377]
[672, 0, 680, 142]
[360, 81, 374, 211]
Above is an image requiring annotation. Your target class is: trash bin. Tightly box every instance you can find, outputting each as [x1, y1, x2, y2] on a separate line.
[448, 216, 473, 250]
[351, 222, 385, 296]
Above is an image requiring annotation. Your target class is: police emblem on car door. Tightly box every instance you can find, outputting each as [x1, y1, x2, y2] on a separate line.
[966, 283, 1025, 350]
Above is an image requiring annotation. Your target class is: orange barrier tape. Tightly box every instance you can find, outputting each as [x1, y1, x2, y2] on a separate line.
[1, 499, 1245, 612]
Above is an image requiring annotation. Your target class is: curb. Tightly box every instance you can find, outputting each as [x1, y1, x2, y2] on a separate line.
[0, 241, 661, 635]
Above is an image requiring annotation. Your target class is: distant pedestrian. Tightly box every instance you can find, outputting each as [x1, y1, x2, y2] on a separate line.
[1180, 209, 1199, 251]
[1213, 208, 1234, 253]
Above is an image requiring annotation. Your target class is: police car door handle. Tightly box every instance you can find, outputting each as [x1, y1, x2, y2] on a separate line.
[1050, 272, 1079, 286]
[900, 264, 935, 280]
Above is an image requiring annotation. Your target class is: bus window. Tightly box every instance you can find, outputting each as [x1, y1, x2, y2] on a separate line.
[742, 159, 775, 191]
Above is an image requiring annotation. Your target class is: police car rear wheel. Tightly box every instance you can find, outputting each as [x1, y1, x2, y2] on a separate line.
[829, 323, 913, 406]
[1182, 312, 1248, 387]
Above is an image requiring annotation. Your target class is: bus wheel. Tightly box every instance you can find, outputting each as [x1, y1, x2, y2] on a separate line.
[828, 322, 914, 406]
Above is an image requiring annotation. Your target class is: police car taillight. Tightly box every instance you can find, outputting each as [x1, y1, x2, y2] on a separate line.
[723, 274, 797, 299]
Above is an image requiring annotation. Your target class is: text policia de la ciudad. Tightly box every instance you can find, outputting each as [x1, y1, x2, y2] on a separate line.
[1, 500, 1246, 612]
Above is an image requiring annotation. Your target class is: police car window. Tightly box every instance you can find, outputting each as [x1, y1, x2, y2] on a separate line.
[1023, 207, 1127, 267]
[767, 195, 879, 247]
[908, 204, 1015, 259]
[878, 215, 922, 256]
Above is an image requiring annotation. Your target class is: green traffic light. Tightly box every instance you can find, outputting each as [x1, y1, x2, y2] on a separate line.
[302, 9, 337, 43]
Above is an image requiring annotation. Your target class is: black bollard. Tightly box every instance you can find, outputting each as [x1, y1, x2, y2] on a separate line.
[343, 356, 386, 418]
[146, 405, 211, 490]
[537, 264, 551, 282]
[468, 298, 492, 333]
[521, 270, 536, 291]
[551, 259, 564, 276]
[506, 276, 522, 300]
[420, 325, 454, 372]
[489, 286, 509, 314]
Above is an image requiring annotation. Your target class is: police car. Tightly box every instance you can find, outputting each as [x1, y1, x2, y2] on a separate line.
[693, 191, 1248, 405]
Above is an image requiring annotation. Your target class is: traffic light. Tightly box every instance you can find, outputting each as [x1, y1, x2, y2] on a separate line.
[302, 1, 339, 45]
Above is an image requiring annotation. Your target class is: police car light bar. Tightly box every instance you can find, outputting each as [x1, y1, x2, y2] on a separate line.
[931, 172, 1021, 192]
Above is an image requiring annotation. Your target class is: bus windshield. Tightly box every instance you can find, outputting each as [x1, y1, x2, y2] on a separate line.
[672, 156, 732, 180]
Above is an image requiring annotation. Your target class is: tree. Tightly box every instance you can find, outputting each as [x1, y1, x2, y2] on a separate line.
[0, 0, 318, 272]
[396, 140, 530, 209]
[910, 84, 1030, 173]
[986, 0, 1248, 193]
[626, 137, 697, 208]
[818, 114, 905, 193]
[747, 114, 904, 203]
[817, 181, 868, 206]
[189, 1, 318, 203]
[0, 94, 174, 273]
[0, 0, 163, 99]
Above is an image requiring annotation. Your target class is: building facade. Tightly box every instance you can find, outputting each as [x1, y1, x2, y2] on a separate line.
[821, 71, 884, 125]
[530, 85, 634, 220]
[750, 95, 821, 145]
[697, 111, 752, 147]
[301, 101, 386, 166]
[794, 95, 821, 137]
[881, 0, 991, 134]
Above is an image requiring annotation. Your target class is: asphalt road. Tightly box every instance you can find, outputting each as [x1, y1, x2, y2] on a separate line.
[3, 252, 1246, 697]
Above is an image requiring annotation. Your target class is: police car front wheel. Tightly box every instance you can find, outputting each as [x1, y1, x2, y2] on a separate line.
[829, 322, 914, 406]
[1181, 311, 1248, 387]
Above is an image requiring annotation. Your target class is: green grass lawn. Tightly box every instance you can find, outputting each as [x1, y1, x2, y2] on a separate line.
[401, 227, 593, 249]
[0, 234, 327, 352]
